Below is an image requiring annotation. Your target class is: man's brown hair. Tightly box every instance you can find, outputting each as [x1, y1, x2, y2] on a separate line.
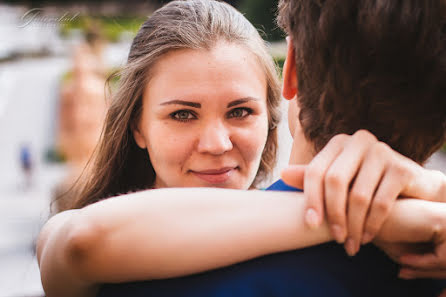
[278, 0, 446, 163]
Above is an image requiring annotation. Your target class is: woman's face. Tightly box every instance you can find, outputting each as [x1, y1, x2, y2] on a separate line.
[133, 42, 269, 189]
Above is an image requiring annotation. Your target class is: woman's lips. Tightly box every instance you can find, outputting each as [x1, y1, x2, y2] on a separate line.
[191, 167, 236, 184]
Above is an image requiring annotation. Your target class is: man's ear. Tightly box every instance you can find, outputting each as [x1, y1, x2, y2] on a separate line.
[132, 121, 147, 149]
[282, 37, 298, 100]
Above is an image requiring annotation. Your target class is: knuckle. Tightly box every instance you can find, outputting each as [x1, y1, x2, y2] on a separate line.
[372, 141, 391, 157]
[325, 171, 345, 190]
[331, 133, 349, 145]
[305, 165, 322, 181]
[373, 200, 390, 215]
[369, 141, 393, 160]
[350, 189, 370, 206]
[328, 207, 345, 224]
[390, 162, 412, 180]
[354, 129, 376, 142]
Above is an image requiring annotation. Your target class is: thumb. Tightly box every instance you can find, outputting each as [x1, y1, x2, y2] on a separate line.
[281, 165, 306, 189]
[402, 165, 446, 202]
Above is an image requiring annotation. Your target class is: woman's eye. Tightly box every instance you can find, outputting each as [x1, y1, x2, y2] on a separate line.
[228, 107, 252, 119]
[170, 110, 196, 122]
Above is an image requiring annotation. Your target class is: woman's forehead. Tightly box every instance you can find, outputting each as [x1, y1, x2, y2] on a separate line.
[143, 43, 268, 106]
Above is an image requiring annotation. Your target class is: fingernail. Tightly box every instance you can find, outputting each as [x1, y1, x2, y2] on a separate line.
[361, 232, 373, 244]
[305, 209, 319, 228]
[331, 224, 345, 243]
[345, 238, 357, 256]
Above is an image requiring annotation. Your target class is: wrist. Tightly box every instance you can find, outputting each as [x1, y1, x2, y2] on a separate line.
[376, 199, 440, 243]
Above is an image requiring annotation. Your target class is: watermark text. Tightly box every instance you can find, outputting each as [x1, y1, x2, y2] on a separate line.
[19, 8, 79, 28]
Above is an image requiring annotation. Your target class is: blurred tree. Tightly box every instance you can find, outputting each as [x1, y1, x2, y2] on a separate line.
[238, 0, 283, 41]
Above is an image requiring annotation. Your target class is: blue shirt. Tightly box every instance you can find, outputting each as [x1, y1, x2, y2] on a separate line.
[97, 180, 445, 297]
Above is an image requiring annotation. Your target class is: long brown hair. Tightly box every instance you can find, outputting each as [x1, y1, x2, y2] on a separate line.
[67, 0, 282, 210]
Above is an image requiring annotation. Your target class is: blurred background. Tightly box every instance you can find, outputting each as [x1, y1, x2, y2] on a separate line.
[0, 1, 445, 296]
[0, 1, 289, 296]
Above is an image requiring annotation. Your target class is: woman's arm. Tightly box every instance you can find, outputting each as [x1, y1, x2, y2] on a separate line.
[377, 198, 446, 243]
[37, 188, 332, 297]
[38, 187, 446, 297]
[37, 209, 101, 297]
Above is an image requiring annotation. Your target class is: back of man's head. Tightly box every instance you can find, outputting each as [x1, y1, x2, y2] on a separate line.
[278, 0, 446, 163]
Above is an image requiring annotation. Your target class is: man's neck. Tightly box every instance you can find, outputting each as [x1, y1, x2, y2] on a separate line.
[288, 124, 314, 165]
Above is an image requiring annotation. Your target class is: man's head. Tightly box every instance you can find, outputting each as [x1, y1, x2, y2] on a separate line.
[278, 0, 446, 164]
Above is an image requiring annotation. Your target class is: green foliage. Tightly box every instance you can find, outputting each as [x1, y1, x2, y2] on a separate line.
[60, 15, 146, 43]
[273, 55, 285, 75]
[238, 0, 284, 41]
[61, 67, 121, 87]
[45, 148, 66, 163]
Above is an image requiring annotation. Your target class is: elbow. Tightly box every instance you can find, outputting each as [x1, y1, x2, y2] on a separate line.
[64, 214, 104, 280]
[38, 211, 102, 297]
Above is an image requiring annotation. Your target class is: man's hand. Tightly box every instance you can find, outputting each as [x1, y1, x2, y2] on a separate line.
[374, 198, 446, 282]
[281, 130, 446, 256]
[398, 241, 446, 279]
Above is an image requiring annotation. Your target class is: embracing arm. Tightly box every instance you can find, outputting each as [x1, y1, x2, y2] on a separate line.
[37, 209, 100, 297]
[377, 198, 446, 243]
[38, 187, 446, 297]
[37, 188, 332, 297]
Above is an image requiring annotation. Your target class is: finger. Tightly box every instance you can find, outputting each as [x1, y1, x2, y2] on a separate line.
[363, 162, 408, 243]
[438, 289, 446, 297]
[303, 134, 348, 229]
[344, 153, 385, 255]
[399, 157, 441, 201]
[399, 253, 442, 270]
[281, 165, 306, 189]
[399, 267, 446, 280]
[324, 130, 377, 243]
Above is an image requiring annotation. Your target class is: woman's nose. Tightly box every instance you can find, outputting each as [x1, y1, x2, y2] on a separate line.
[196, 122, 233, 155]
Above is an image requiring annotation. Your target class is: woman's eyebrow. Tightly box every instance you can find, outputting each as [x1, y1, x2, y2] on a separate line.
[227, 97, 259, 108]
[160, 97, 259, 108]
[160, 100, 201, 108]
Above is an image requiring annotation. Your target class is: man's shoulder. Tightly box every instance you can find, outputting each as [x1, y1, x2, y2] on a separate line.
[266, 179, 302, 192]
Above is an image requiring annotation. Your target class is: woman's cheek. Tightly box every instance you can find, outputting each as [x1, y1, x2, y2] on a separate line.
[237, 117, 269, 163]
[148, 124, 193, 167]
